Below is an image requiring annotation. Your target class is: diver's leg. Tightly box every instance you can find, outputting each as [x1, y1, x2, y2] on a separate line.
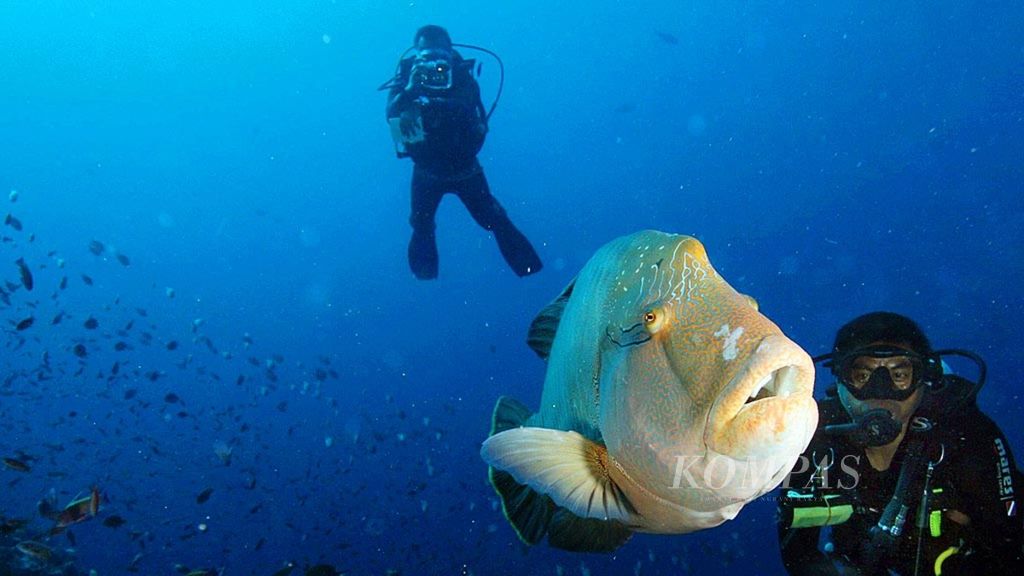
[408, 165, 444, 280]
[456, 165, 543, 277]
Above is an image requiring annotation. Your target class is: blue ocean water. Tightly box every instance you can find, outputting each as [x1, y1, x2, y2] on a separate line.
[1, 1, 1021, 574]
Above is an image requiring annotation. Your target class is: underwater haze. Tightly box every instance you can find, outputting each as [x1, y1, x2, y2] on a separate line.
[2, 1, 1022, 574]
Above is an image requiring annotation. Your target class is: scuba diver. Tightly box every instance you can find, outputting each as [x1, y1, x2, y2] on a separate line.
[379, 25, 543, 280]
[777, 311, 1023, 575]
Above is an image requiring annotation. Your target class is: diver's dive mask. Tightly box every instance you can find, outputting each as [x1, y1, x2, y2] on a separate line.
[832, 345, 940, 401]
[409, 49, 453, 90]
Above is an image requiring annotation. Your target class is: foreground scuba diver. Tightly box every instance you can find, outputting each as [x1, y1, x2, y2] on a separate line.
[778, 312, 1024, 575]
[379, 25, 542, 280]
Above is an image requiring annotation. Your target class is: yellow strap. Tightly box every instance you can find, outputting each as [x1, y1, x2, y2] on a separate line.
[933, 546, 959, 575]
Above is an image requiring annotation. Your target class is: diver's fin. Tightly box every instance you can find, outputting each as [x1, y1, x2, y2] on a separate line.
[526, 278, 576, 359]
[487, 396, 554, 545]
[481, 427, 636, 523]
[547, 508, 633, 553]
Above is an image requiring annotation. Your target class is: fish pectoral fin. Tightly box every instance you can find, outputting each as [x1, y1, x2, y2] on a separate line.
[526, 277, 576, 359]
[481, 427, 636, 522]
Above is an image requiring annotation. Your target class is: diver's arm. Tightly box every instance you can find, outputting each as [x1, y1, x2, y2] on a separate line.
[944, 413, 1024, 573]
[386, 85, 412, 120]
[385, 57, 420, 120]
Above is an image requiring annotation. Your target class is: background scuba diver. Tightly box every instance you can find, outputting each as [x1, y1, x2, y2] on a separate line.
[777, 311, 1023, 575]
[381, 25, 543, 280]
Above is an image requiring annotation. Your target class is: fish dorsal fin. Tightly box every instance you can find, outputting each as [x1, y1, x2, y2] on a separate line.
[526, 278, 576, 359]
[480, 427, 636, 523]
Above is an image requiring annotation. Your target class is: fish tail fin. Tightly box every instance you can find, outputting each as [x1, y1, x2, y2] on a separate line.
[487, 396, 554, 545]
[489, 395, 532, 436]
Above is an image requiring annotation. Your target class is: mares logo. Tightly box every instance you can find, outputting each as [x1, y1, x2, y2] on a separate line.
[994, 438, 1016, 510]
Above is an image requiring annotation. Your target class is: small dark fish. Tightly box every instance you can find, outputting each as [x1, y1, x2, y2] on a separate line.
[4, 213, 22, 231]
[114, 341, 130, 351]
[123, 388, 137, 400]
[0, 517, 28, 535]
[655, 30, 680, 45]
[164, 392, 180, 403]
[81, 274, 93, 286]
[102, 515, 126, 528]
[15, 258, 33, 291]
[2, 457, 31, 472]
[83, 317, 99, 330]
[15, 316, 33, 331]
[305, 565, 339, 576]
[88, 240, 105, 256]
[115, 253, 130, 266]
[58, 276, 68, 290]
[195, 487, 214, 504]
[166, 340, 179, 351]
[72, 343, 87, 358]
[51, 311, 65, 325]
[15, 540, 51, 560]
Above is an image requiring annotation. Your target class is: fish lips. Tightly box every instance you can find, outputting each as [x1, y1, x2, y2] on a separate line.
[705, 334, 817, 461]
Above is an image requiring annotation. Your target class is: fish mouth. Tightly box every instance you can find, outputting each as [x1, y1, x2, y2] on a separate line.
[706, 334, 817, 459]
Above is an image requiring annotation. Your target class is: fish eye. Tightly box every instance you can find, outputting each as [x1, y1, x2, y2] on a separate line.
[642, 307, 666, 334]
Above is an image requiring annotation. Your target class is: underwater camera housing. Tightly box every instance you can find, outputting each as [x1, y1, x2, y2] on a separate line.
[409, 50, 453, 91]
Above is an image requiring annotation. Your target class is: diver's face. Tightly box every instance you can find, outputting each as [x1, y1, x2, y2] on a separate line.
[839, 377, 923, 426]
[845, 355, 917, 393]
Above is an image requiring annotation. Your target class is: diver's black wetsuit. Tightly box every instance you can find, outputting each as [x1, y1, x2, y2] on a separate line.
[778, 392, 1024, 575]
[386, 53, 542, 280]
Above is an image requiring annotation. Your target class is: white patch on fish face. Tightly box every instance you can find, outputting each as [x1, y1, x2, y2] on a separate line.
[712, 324, 744, 361]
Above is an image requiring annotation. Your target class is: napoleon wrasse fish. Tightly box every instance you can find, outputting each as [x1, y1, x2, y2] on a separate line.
[481, 230, 818, 552]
